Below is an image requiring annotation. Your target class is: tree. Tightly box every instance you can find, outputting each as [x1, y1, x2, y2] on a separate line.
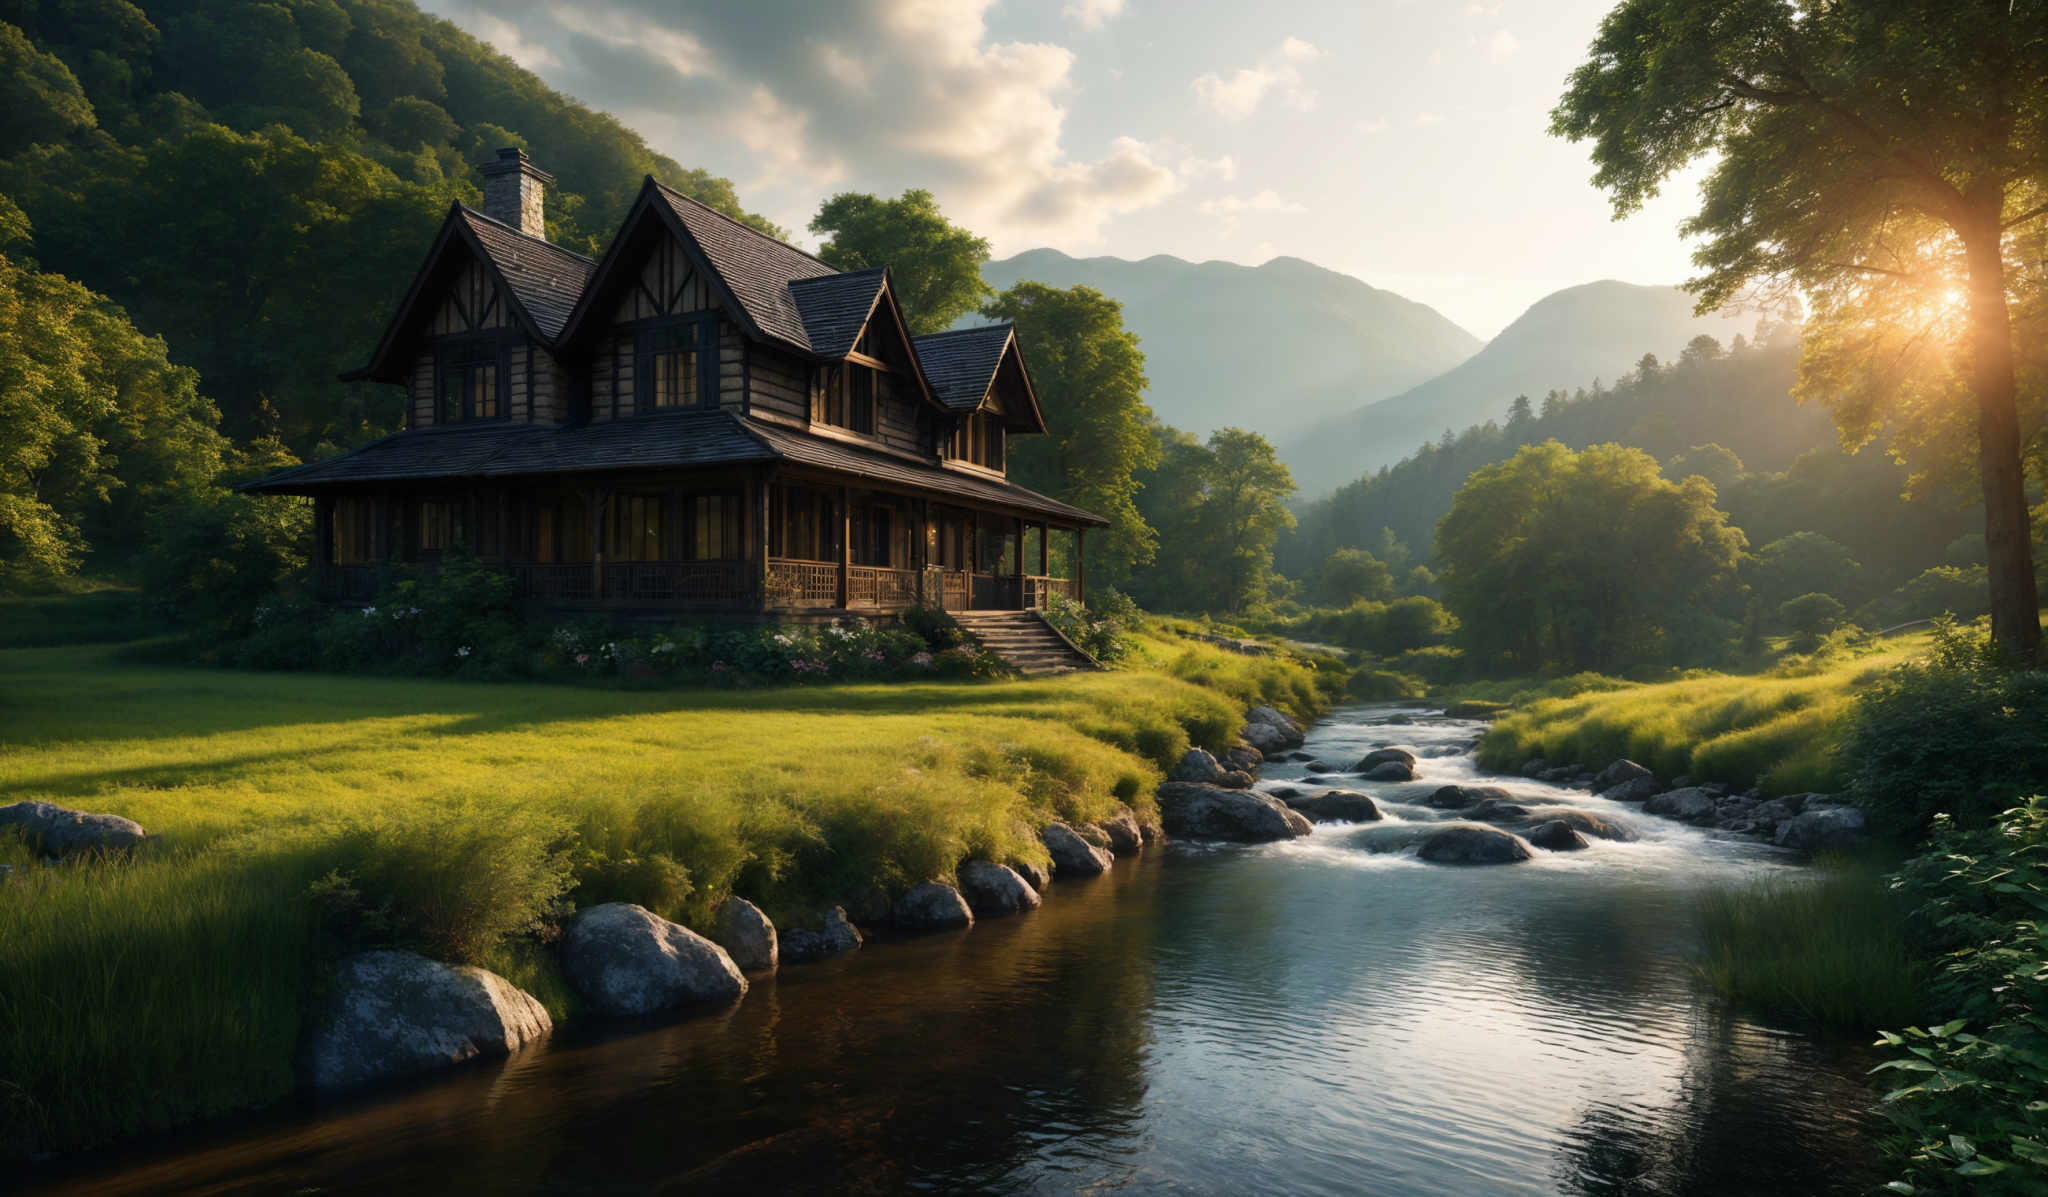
[1778, 592, 1846, 644]
[1193, 429, 1296, 614]
[1506, 394, 1534, 428]
[810, 190, 992, 335]
[0, 21, 94, 155]
[1435, 441, 1747, 670]
[984, 283, 1159, 581]
[0, 199, 226, 584]
[1553, 0, 2047, 661]
[1665, 443, 1745, 489]
[1315, 547, 1393, 607]
[1751, 531, 1865, 609]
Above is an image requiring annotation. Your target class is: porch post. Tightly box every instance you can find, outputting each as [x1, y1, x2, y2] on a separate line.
[1013, 515, 1025, 608]
[751, 472, 770, 607]
[1038, 521, 1049, 577]
[1076, 528, 1087, 604]
[837, 485, 851, 609]
[587, 484, 606, 598]
[313, 495, 334, 570]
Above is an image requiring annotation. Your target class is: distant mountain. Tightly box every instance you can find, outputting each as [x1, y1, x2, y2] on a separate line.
[979, 250, 1480, 443]
[1279, 281, 1759, 498]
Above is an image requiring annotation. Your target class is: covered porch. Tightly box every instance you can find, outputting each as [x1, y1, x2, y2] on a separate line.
[312, 466, 1090, 616]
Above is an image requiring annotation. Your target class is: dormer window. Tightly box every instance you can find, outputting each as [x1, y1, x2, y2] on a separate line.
[636, 316, 717, 412]
[813, 363, 877, 435]
[946, 412, 1004, 471]
[435, 337, 503, 423]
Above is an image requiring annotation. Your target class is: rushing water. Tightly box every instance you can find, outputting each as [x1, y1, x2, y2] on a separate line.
[28, 706, 1884, 1196]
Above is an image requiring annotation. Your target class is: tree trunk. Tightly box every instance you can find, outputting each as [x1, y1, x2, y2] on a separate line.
[1960, 211, 2043, 663]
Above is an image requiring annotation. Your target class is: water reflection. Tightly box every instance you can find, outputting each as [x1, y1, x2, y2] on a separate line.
[27, 706, 1879, 1196]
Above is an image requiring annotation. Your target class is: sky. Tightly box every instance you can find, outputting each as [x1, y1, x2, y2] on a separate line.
[418, 0, 1710, 340]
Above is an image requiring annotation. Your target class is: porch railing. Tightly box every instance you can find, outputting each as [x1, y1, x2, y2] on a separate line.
[766, 558, 839, 607]
[1022, 575, 1078, 610]
[506, 563, 597, 602]
[848, 565, 920, 609]
[600, 561, 750, 605]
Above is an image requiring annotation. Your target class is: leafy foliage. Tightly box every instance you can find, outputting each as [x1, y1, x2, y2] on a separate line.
[1130, 426, 1295, 615]
[1435, 441, 1747, 671]
[985, 281, 1160, 582]
[809, 189, 991, 335]
[1846, 620, 2048, 837]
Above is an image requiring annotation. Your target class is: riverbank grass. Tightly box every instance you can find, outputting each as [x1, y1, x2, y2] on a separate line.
[1475, 631, 1934, 794]
[1697, 863, 1920, 1027]
[0, 638, 1321, 1157]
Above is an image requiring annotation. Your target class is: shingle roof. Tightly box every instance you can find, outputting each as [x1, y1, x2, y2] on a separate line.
[912, 325, 1013, 411]
[654, 183, 830, 351]
[458, 208, 596, 341]
[742, 420, 1105, 526]
[240, 409, 774, 492]
[240, 410, 1105, 525]
[788, 268, 887, 358]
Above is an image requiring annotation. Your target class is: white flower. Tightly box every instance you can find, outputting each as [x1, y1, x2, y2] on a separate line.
[360, 606, 377, 616]
[455, 645, 472, 658]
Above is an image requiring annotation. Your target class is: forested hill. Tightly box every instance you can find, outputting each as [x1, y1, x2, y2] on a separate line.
[979, 249, 1480, 444]
[1279, 280, 1758, 497]
[1280, 329, 1978, 600]
[0, 0, 776, 454]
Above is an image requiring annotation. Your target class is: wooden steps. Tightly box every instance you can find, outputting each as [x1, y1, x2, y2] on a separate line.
[952, 611, 1100, 676]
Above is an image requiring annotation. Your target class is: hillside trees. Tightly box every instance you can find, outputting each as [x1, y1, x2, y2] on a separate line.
[0, 0, 777, 451]
[0, 198, 226, 584]
[1554, 0, 2048, 660]
[1130, 427, 1296, 615]
[1435, 442, 1746, 671]
[985, 282, 1160, 583]
[809, 190, 992, 335]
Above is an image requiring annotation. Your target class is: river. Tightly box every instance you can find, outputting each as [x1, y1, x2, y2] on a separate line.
[29, 705, 1884, 1195]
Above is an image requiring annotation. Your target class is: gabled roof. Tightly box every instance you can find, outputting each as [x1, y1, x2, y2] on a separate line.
[653, 181, 831, 351]
[788, 267, 887, 357]
[350, 203, 595, 382]
[912, 324, 1048, 433]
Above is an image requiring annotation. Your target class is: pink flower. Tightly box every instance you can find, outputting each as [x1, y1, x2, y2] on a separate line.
[575, 653, 590, 666]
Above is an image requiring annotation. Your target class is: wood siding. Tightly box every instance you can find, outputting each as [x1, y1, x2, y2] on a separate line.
[748, 345, 811, 422]
[591, 233, 732, 423]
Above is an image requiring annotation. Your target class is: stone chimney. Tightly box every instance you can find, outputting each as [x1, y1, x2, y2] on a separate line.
[479, 147, 552, 238]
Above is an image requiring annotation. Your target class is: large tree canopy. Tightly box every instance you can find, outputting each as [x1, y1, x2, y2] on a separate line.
[808, 189, 992, 336]
[984, 282, 1160, 584]
[1553, 0, 2048, 660]
[1435, 441, 1747, 671]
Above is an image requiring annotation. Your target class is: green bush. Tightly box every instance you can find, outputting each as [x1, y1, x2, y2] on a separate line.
[1346, 668, 1426, 700]
[1845, 620, 2048, 836]
[1889, 565, 1992, 624]
[1044, 589, 1137, 662]
[1873, 800, 2048, 1194]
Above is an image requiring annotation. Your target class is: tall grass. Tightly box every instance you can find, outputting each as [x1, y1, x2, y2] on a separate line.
[1697, 863, 1920, 1027]
[1474, 634, 1926, 793]
[0, 638, 1324, 1155]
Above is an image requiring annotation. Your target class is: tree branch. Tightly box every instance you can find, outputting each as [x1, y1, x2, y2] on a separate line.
[2002, 201, 2048, 230]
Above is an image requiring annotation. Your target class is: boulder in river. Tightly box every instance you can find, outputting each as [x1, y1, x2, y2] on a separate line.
[1643, 787, 1719, 824]
[1170, 748, 1232, 785]
[714, 898, 778, 973]
[958, 861, 1042, 918]
[1603, 776, 1664, 804]
[561, 903, 747, 1016]
[781, 906, 863, 964]
[1775, 806, 1869, 854]
[1041, 822, 1113, 876]
[1463, 799, 1532, 823]
[1524, 821, 1590, 852]
[1416, 825, 1531, 865]
[1594, 760, 1655, 793]
[1353, 747, 1417, 772]
[1526, 809, 1639, 843]
[1224, 747, 1264, 775]
[1246, 706, 1307, 743]
[1096, 807, 1145, 855]
[1303, 760, 1339, 774]
[1519, 757, 1549, 778]
[1287, 789, 1382, 823]
[0, 800, 148, 857]
[892, 882, 974, 931]
[301, 950, 550, 1093]
[1157, 782, 1313, 842]
[1426, 785, 1512, 810]
[1361, 761, 1416, 782]
[1011, 858, 1051, 892]
[1241, 722, 1293, 755]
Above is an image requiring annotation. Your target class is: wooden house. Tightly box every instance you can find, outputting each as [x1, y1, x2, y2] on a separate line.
[244, 149, 1105, 618]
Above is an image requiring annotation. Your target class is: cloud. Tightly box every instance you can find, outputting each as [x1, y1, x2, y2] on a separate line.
[1197, 189, 1306, 216]
[1191, 37, 1320, 120]
[1356, 117, 1388, 135]
[419, 0, 1196, 246]
[1487, 29, 1519, 62]
[1062, 0, 1124, 31]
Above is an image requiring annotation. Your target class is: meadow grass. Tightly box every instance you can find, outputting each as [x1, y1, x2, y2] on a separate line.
[1474, 632, 1931, 794]
[0, 636, 1321, 1155]
[1696, 861, 1920, 1028]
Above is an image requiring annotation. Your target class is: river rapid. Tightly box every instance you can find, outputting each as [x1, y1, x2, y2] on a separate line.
[30, 705, 1883, 1195]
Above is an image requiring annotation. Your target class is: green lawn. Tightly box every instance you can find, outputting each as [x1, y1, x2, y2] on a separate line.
[0, 634, 1322, 1157]
[1474, 631, 1936, 794]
